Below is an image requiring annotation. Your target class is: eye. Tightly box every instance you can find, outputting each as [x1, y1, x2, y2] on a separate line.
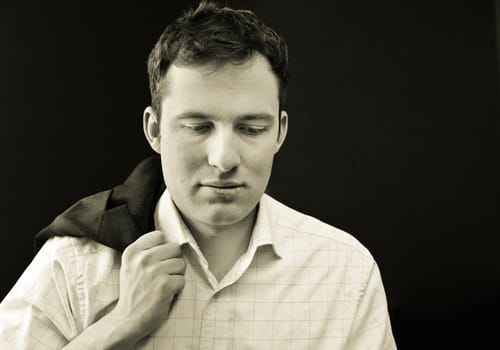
[238, 125, 268, 136]
[182, 123, 212, 134]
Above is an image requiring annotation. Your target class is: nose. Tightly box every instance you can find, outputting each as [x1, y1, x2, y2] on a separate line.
[207, 128, 241, 173]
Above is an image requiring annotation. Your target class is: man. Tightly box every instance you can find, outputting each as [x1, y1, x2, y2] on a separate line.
[0, 1, 396, 349]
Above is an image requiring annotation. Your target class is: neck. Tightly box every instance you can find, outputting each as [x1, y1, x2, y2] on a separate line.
[182, 208, 257, 281]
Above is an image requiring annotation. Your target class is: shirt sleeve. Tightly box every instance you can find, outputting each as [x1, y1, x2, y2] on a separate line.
[0, 237, 83, 349]
[347, 261, 397, 350]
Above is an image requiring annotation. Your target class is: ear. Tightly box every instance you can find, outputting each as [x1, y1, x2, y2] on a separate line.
[275, 110, 288, 153]
[143, 106, 161, 154]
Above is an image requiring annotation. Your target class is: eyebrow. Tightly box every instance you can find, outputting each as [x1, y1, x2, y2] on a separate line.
[173, 111, 275, 123]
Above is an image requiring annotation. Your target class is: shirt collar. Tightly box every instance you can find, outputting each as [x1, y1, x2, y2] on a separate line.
[250, 193, 284, 258]
[153, 190, 283, 259]
[153, 189, 199, 257]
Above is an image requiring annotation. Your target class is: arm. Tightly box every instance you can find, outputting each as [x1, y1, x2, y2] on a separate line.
[0, 231, 185, 349]
[346, 262, 397, 349]
[65, 230, 186, 349]
[61, 310, 141, 349]
[0, 237, 79, 349]
[0, 297, 140, 350]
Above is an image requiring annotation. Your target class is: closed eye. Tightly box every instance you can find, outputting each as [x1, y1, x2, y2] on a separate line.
[238, 125, 268, 136]
[182, 123, 213, 133]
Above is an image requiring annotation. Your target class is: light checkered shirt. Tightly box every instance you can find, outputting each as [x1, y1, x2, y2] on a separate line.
[0, 191, 396, 349]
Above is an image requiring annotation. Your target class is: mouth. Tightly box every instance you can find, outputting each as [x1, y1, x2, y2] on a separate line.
[201, 181, 245, 189]
[199, 182, 245, 198]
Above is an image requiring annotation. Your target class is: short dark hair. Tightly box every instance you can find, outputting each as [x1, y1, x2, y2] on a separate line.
[147, 1, 289, 116]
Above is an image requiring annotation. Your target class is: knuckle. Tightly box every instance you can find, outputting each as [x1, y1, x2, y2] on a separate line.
[136, 254, 148, 268]
[122, 246, 133, 260]
[125, 250, 146, 268]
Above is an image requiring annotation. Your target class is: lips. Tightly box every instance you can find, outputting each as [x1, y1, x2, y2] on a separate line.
[201, 181, 244, 189]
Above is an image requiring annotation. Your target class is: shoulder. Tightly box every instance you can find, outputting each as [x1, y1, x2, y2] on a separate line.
[27, 236, 121, 302]
[39, 236, 122, 285]
[1, 237, 121, 339]
[35, 236, 121, 324]
[39, 235, 120, 264]
[263, 194, 374, 263]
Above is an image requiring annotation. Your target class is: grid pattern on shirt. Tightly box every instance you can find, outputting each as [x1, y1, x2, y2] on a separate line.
[0, 193, 396, 349]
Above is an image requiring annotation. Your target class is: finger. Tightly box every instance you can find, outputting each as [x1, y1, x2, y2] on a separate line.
[146, 242, 182, 261]
[164, 275, 185, 294]
[160, 258, 186, 275]
[129, 230, 166, 251]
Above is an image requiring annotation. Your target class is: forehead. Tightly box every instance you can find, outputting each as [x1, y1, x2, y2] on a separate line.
[160, 54, 280, 119]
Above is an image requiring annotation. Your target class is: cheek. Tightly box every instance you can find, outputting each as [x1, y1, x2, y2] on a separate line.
[247, 143, 276, 174]
[162, 139, 205, 181]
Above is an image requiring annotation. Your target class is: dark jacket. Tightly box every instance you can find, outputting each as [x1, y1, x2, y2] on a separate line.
[34, 156, 165, 253]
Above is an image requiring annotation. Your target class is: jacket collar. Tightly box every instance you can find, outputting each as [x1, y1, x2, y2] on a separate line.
[34, 156, 165, 253]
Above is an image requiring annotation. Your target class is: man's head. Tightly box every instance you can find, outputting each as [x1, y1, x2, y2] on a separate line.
[143, 1, 289, 232]
[146, 0, 289, 116]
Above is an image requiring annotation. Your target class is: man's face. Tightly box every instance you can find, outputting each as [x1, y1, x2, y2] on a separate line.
[149, 53, 287, 229]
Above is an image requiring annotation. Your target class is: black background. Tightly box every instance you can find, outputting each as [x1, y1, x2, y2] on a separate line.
[1, 1, 499, 348]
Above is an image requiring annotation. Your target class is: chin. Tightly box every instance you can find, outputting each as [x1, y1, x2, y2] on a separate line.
[200, 205, 254, 226]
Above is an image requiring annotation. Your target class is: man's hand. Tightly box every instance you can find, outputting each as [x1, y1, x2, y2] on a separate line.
[111, 230, 186, 339]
